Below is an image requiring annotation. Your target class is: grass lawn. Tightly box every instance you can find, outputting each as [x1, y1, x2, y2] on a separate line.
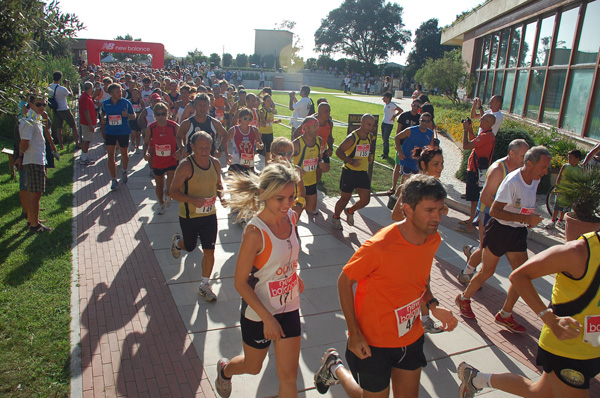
[0, 137, 73, 397]
[254, 91, 395, 195]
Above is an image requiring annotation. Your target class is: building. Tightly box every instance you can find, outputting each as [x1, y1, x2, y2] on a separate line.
[254, 29, 293, 68]
[442, 0, 600, 141]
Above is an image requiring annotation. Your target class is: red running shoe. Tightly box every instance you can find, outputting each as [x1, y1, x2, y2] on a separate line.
[456, 294, 476, 319]
[495, 313, 526, 333]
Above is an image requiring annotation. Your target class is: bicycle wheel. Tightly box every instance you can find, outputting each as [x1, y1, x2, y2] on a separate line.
[546, 184, 557, 217]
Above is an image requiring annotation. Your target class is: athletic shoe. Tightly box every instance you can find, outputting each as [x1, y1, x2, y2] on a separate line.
[122, 169, 128, 183]
[556, 220, 566, 229]
[110, 179, 118, 190]
[422, 317, 443, 334]
[331, 217, 342, 230]
[457, 362, 482, 398]
[456, 294, 476, 319]
[198, 283, 217, 302]
[215, 358, 232, 398]
[494, 313, 526, 333]
[170, 233, 181, 259]
[164, 195, 172, 207]
[457, 271, 473, 286]
[344, 208, 354, 226]
[462, 245, 474, 262]
[314, 348, 342, 394]
[544, 222, 556, 229]
[157, 203, 165, 215]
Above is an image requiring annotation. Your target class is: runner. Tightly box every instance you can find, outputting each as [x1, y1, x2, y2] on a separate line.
[229, 89, 247, 127]
[331, 114, 376, 230]
[320, 175, 457, 397]
[144, 102, 179, 215]
[128, 87, 143, 153]
[458, 229, 600, 398]
[258, 94, 280, 165]
[226, 108, 263, 175]
[177, 93, 228, 158]
[271, 137, 306, 218]
[169, 131, 225, 302]
[315, 102, 334, 183]
[213, 83, 230, 127]
[457, 139, 530, 285]
[215, 162, 304, 398]
[293, 116, 322, 217]
[101, 83, 135, 190]
[173, 85, 191, 124]
[394, 112, 435, 188]
[456, 146, 551, 332]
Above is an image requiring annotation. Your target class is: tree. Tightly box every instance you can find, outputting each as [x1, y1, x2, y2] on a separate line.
[275, 20, 303, 71]
[414, 49, 474, 105]
[249, 53, 261, 66]
[209, 53, 221, 67]
[405, 19, 458, 78]
[314, 0, 410, 65]
[0, 0, 83, 115]
[222, 53, 233, 67]
[235, 53, 248, 68]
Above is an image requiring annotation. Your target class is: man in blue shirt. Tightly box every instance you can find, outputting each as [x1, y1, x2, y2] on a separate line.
[394, 113, 435, 185]
[101, 83, 135, 190]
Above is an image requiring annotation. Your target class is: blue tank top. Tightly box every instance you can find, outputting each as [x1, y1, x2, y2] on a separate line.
[400, 126, 433, 172]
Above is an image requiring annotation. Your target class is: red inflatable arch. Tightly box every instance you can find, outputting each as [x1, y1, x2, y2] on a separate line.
[86, 39, 165, 69]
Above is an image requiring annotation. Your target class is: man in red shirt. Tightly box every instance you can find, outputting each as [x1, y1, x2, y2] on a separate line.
[458, 114, 496, 232]
[78, 81, 97, 165]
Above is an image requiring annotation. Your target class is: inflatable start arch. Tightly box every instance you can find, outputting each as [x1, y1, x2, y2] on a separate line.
[86, 39, 165, 69]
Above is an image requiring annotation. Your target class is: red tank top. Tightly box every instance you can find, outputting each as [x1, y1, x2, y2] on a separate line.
[148, 120, 179, 169]
[233, 125, 256, 167]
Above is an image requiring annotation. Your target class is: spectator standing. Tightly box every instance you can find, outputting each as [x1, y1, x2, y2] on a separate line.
[380, 93, 402, 160]
[78, 82, 97, 165]
[48, 70, 79, 149]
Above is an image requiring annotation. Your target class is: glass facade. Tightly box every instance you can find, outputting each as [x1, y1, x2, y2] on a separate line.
[472, 0, 600, 139]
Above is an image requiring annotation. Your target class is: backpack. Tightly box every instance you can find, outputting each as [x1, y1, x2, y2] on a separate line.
[48, 84, 59, 111]
[307, 98, 315, 116]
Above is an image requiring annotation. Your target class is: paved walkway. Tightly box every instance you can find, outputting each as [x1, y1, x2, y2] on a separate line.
[72, 131, 598, 397]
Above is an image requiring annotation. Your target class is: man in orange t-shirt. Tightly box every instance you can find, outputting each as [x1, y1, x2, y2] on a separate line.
[337, 175, 458, 396]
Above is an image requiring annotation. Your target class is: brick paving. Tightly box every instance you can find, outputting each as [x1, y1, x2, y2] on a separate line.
[73, 135, 598, 396]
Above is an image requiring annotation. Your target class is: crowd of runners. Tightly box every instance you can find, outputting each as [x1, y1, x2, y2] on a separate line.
[13, 61, 600, 397]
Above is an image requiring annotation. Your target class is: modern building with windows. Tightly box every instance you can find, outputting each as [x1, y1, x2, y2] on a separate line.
[442, 0, 600, 141]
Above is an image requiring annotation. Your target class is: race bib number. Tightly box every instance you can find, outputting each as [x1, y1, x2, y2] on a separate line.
[394, 295, 422, 337]
[267, 272, 299, 308]
[303, 157, 318, 172]
[241, 153, 254, 167]
[583, 315, 600, 347]
[216, 109, 225, 121]
[108, 115, 122, 126]
[196, 196, 216, 214]
[132, 104, 142, 112]
[356, 144, 370, 158]
[519, 208, 535, 215]
[155, 144, 171, 157]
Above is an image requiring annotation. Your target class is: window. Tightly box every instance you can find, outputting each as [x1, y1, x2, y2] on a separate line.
[562, 69, 595, 134]
[534, 15, 555, 67]
[482, 36, 491, 69]
[513, 70, 529, 115]
[526, 70, 546, 119]
[508, 26, 522, 67]
[493, 70, 504, 97]
[552, 7, 579, 65]
[489, 33, 499, 69]
[575, 0, 600, 64]
[588, 82, 600, 140]
[498, 29, 510, 68]
[484, 72, 494, 102]
[519, 21, 538, 67]
[541, 70, 567, 125]
[504, 71, 516, 110]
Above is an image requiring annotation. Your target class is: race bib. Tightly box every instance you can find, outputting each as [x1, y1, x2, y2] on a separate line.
[356, 144, 370, 158]
[267, 272, 299, 308]
[241, 153, 254, 167]
[303, 157, 318, 172]
[108, 115, 122, 126]
[394, 295, 423, 337]
[519, 208, 535, 215]
[132, 104, 142, 112]
[196, 196, 216, 214]
[583, 315, 600, 347]
[216, 109, 225, 121]
[155, 144, 171, 157]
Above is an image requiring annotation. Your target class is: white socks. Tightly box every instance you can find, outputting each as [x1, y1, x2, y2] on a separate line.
[499, 310, 511, 318]
[464, 265, 476, 275]
[200, 277, 209, 287]
[422, 315, 430, 322]
[472, 372, 492, 389]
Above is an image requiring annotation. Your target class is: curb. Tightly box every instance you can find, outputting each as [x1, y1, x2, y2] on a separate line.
[70, 158, 82, 398]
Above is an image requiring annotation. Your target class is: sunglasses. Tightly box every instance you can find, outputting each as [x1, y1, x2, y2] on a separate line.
[276, 150, 293, 157]
[35, 103, 47, 107]
[155, 112, 167, 117]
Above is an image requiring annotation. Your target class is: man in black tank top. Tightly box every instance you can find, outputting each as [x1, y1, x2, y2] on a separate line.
[176, 93, 227, 158]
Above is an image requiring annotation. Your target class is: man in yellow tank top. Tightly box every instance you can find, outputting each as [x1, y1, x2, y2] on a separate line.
[331, 114, 376, 230]
[457, 230, 600, 398]
[293, 117, 322, 217]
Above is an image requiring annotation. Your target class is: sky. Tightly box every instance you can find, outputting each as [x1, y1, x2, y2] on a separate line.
[56, 0, 483, 65]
